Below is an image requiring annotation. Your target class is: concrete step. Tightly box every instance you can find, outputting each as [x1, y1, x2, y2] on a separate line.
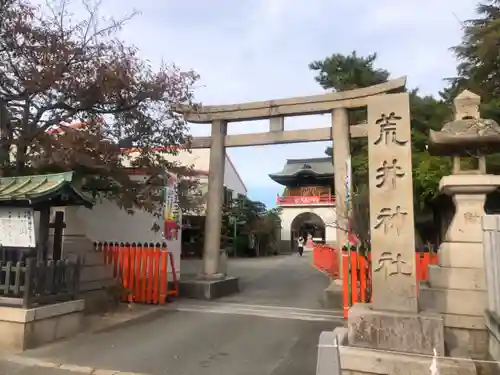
[419, 284, 487, 317]
[441, 312, 485, 330]
[438, 242, 484, 269]
[322, 283, 343, 310]
[428, 265, 486, 291]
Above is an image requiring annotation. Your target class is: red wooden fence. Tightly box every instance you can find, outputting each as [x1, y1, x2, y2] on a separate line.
[312, 244, 339, 278]
[340, 250, 438, 318]
[312, 245, 438, 318]
[96, 242, 179, 305]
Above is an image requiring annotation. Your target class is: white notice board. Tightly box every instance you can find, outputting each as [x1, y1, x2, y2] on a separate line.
[0, 207, 36, 248]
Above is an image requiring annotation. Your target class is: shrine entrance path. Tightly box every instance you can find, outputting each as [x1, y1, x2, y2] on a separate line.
[4, 253, 342, 375]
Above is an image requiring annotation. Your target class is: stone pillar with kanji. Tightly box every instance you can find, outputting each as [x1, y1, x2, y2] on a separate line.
[345, 93, 446, 358]
[322, 92, 478, 375]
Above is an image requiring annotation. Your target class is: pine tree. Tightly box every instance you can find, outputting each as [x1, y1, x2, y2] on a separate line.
[449, 0, 500, 121]
[449, 0, 500, 174]
[310, 52, 451, 213]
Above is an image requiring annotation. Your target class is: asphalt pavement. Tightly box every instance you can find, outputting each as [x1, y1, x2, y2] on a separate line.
[1, 253, 343, 375]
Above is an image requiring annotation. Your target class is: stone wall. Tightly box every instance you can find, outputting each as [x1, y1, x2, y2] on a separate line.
[483, 215, 500, 371]
[0, 300, 84, 351]
[60, 206, 117, 313]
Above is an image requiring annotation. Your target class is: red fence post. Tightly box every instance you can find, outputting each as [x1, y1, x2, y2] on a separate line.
[359, 255, 367, 303]
[153, 245, 161, 304]
[112, 243, 119, 278]
[350, 251, 358, 305]
[368, 252, 373, 303]
[147, 245, 154, 304]
[342, 250, 349, 318]
[128, 244, 136, 303]
[121, 243, 129, 302]
[141, 244, 148, 303]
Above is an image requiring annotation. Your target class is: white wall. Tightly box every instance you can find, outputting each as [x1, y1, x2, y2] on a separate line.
[76, 173, 182, 279]
[75, 149, 248, 277]
[77, 199, 181, 279]
[280, 206, 337, 244]
[224, 155, 247, 196]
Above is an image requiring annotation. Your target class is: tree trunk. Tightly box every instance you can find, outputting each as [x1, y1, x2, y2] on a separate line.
[15, 143, 27, 175]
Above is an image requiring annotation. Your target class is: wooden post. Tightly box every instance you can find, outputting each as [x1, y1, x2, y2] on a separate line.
[73, 256, 81, 299]
[23, 258, 35, 308]
[50, 211, 66, 261]
[37, 205, 50, 262]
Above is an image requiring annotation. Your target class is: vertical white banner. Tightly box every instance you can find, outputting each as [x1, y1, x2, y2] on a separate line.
[345, 156, 352, 201]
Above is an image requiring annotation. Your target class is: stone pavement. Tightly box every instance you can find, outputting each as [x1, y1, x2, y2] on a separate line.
[0, 254, 342, 375]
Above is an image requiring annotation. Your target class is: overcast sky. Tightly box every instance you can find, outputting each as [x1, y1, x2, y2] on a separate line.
[90, 0, 478, 206]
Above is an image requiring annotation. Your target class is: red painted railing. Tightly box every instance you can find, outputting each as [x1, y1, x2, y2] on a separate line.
[95, 242, 179, 305]
[312, 245, 438, 318]
[312, 244, 339, 278]
[341, 250, 438, 318]
[276, 195, 336, 205]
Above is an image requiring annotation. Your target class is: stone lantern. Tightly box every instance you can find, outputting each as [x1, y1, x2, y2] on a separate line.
[422, 90, 500, 359]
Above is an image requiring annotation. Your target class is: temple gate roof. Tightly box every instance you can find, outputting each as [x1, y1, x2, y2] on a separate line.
[269, 157, 334, 185]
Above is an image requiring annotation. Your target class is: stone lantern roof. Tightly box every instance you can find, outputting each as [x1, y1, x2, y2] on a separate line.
[429, 90, 500, 156]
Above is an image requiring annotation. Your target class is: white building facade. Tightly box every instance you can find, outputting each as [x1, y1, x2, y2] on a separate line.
[72, 148, 247, 279]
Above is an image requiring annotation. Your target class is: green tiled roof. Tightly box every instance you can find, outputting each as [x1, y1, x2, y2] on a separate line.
[0, 172, 93, 207]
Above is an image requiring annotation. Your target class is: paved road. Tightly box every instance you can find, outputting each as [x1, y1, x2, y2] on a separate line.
[1, 254, 343, 375]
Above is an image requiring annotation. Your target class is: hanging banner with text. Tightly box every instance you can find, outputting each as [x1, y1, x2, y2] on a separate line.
[164, 173, 180, 241]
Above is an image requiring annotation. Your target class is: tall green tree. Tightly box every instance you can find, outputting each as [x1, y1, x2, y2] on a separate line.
[221, 196, 281, 256]
[446, 0, 500, 175]
[447, 0, 500, 119]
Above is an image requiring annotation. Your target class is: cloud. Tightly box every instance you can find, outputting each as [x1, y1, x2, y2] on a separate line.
[51, 0, 479, 206]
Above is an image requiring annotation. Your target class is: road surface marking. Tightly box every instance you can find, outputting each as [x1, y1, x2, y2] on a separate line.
[5, 354, 149, 374]
[171, 300, 343, 315]
[173, 302, 344, 322]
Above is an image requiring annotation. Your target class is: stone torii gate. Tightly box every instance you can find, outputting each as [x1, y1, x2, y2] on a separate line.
[176, 77, 407, 291]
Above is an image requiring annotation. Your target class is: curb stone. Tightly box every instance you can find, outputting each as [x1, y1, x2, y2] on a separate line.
[4, 355, 149, 374]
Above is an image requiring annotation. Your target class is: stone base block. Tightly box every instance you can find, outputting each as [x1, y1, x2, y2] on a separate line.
[322, 281, 343, 309]
[440, 312, 485, 330]
[0, 300, 85, 351]
[485, 311, 500, 375]
[179, 276, 239, 300]
[81, 289, 119, 314]
[445, 326, 489, 360]
[489, 336, 500, 375]
[428, 265, 486, 290]
[323, 327, 477, 375]
[419, 285, 487, 317]
[347, 303, 444, 355]
[438, 242, 484, 269]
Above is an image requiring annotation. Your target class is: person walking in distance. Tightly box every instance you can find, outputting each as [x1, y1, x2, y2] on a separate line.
[297, 236, 304, 256]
